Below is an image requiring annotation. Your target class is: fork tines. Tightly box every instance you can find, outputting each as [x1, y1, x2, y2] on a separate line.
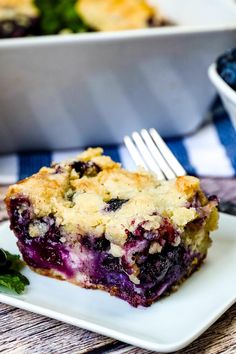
[124, 128, 186, 180]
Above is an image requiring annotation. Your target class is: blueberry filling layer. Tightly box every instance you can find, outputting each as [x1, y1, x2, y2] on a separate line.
[80, 235, 198, 307]
[9, 197, 73, 277]
[126, 218, 178, 245]
[9, 197, 203, 307]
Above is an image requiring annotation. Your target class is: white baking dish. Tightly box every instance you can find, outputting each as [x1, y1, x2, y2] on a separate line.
[0, 0, 236, 153]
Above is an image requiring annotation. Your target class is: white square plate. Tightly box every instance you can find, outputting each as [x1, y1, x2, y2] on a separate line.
[0, 212, 235, 352]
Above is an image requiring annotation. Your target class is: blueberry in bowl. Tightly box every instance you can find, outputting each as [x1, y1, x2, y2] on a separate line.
[5, 148, 219, 307]
[216, 48, 236, 90]
[209, 48, 236, 128]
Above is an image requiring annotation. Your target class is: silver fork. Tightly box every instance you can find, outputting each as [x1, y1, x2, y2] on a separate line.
[124, 128, 186, 180]
[124, 129, 236, 215]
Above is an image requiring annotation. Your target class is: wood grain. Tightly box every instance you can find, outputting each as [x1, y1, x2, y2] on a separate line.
[0, 179, 235, 354]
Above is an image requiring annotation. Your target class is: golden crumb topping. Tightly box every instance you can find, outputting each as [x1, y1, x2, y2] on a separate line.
[0, 0, 38, 20]
[6, 148, 218, 247]
[76, 0, 162, 31]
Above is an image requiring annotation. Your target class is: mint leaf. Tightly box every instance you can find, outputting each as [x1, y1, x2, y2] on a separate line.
[0, 274, 26, 294]
[4, 250, 20, 263]
[4, 250, 23, 272]
[0, 249, 29, 294]
[35, 0, 90, 35]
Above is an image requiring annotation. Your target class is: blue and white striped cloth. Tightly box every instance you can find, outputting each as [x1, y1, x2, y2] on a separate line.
[0, 98, 235, 184]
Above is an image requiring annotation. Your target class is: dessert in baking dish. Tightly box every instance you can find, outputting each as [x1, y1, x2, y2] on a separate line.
[0, 0, 39, 38]
[76, 0, 163, 31]
[0, 0, 166, 38]
[5, 148, 218, 307]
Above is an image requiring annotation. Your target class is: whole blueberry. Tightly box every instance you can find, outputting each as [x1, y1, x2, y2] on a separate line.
[216, 48, 236, 89]
[230, 48, 236, 59]
[104, 198, 129, 212]
[217, 54, 230, 71]
[71, 161, 101, 177]
[220, 65, 236, 87]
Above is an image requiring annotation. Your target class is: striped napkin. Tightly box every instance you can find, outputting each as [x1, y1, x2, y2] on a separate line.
[1, 98, 235, 184]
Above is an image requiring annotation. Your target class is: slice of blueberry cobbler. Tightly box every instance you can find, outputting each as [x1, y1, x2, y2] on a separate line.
[5, 148, 219, 307]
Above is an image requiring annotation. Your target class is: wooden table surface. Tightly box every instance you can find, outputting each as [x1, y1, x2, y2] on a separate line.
[0, 178, 235, 354]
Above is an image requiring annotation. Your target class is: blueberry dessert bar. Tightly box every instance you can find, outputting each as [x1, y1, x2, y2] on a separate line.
[5, 148, 218, 307]
[0, 0, 39, 38]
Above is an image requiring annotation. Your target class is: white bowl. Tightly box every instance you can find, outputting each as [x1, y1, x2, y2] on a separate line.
[208, 62, 236, 130]
[0, 0, 236, 153]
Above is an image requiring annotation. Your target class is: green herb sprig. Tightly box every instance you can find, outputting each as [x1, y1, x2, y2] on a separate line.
[35, 0, 90, 35]
[0, 249, 29, 294]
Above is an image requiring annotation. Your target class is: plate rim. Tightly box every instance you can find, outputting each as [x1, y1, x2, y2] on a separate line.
[0, 291, 234, 352]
